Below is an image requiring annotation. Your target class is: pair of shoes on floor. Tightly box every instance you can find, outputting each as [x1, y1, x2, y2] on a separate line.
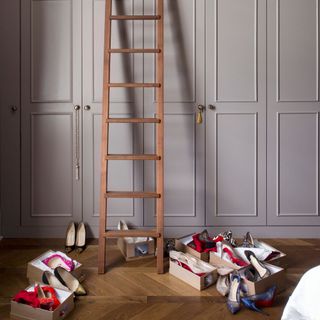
[42, 267, 86, 296]
[226, 273, 276, 315]
[65, 222, 86, 253]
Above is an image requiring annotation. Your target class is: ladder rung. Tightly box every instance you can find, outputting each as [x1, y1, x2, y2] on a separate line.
[106, 118, 161, 124]
[104, 229, 160, 238]
[108, 83, 161, 88]
[105, 192, 160, 198]
[109, 48, 161, 54]
[106, 154, 160, 160]
[110, 15, 161, 21]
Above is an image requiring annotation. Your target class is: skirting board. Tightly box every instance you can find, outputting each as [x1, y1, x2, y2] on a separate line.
[3, 225, 320, 238]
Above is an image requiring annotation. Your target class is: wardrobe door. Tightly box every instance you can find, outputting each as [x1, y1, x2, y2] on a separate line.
[206, 0, 267, 226]
[20, 0, 82, 234]
[82, 0, 145, 232]
[0, 0, 20, 237]
[143, 0, 206, 227]
[267, 0, 320, 225]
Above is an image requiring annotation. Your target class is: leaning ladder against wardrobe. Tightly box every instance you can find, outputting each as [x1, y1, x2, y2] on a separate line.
[98, 0, 165, 274]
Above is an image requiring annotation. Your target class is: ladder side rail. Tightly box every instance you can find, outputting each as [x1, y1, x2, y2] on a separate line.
[156, 0, 164, 274]
[98, 0, 112, 274]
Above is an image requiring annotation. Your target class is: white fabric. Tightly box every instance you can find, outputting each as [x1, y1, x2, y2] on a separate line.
[282, 266, 320, 320]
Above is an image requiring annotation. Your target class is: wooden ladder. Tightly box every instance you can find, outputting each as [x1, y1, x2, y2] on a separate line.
[98, 0, 164, 274]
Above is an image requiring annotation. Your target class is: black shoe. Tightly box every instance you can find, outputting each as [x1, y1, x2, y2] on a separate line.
[245, 250, 271, 279]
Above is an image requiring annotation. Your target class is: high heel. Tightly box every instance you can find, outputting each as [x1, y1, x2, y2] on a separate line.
[75, 222, 86, 253]
[241, 296, 269, 315]
[42, 253, 75, 272]
[54, 266, 87, 296]
[226, 274, 241, 314]
[65, 222, 76, 253]
[242, 232, 255, 248]
[222, 230, 237, 247]
[245, 250, 271, 279]
[216, 275, 230, 296]
[42, 270, 70, 292]
[35, 285, 60, 311]
[245, 286, 277, 308]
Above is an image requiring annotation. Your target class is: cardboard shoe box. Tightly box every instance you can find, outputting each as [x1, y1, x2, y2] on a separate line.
[117, 237, 155, 261]
[169, 257, 217, 291]
[11, 284, 74, 320]
[175, 234, 209, 262]
[239, 263, 286, 296]
[254, 241, 287, 267]
[27, 250, 82, 284]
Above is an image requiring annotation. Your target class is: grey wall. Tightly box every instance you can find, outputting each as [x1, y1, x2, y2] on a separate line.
[1, 0, 320, 238]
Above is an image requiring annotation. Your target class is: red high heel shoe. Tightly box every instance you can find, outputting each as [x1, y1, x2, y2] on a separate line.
[35, 285, 60, 311]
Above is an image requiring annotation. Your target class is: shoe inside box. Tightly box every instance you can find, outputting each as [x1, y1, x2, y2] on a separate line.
[239, 263, 285, 295]
[30, 250, 81, 275]
[24, 284, 71, 304]
[234, 247, 274, 263]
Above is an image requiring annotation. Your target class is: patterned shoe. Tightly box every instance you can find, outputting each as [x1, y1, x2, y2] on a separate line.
[226, 274, 241, 314]
[222, 230, 237, 247]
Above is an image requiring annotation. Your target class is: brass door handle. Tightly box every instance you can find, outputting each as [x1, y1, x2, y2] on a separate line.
[196, 104, 205, 124]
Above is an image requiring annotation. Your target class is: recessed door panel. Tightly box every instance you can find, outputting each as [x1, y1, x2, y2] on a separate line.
[143, 0, 205, 227]
[216, 113, 257, 217]
[21, 0, 82, 228]
[31, 0, 72, 102]
[267, 0, 320, 225]
[206, 0, 266, 226]
[215, 0, 257, 102]
[277, 113, 318, 216]
[277, 0, 318, 101]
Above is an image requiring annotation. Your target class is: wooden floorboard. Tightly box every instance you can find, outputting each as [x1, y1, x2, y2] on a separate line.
[0, 238, 320, 319]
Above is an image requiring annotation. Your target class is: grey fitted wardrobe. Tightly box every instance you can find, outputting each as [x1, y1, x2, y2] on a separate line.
[1, 0, 319, 238]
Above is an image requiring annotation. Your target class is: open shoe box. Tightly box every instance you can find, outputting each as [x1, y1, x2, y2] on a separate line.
[117, 237, 155, 261]
[27, 250, 82, 284]
[169, 259, 217, 291]
[11, 284, 74, 320]
[253, 240, 287, 267]
[239, 263, 286, 296]
[175, 234, 210, 262]
[209, 239, 286, 270]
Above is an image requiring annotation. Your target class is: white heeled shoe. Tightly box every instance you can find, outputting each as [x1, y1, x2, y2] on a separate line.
[169, 250, 215, 274]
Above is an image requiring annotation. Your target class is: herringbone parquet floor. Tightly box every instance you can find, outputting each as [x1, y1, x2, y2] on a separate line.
[1, 238, 320, 320]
